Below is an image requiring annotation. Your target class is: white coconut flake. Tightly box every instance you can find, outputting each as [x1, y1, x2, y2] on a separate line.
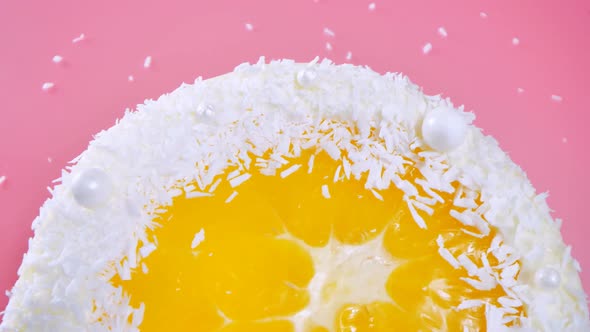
[561, 137, 567, 143]
[517, 87, 524, 94]
[422, 42, 432, 54]
[321, 184, 331, 199]
[512, 37, 520, 46]
[225, 191, 238, 203]
[323, 27, 335, 37]
[308, 154, 315, 174]
[229, 172, 251, 188]
[143, 56, 152, 69]
[52, 55, 63, 64]
[404, 196, 427, 229]
[551, 94, 563, 102]
[368, 2, 376, 11]
[41, 82, 54, 91]
[139, 243, 156, 258]
[370, 189, 383, 201]
[438, 27, 448, 38]
[245, 23, 253, 31]
[0, 175, 6, 186]
[325, 42, 333, 51]
[345, 51, 352, 61]
[191, 229, 205, 249]
[72, 33, 85, 43]
[457, 299, 484, 310]
[480, 12, 488, 18]
[185, 191, 213, 199]
[208, 178, 222, 193]
[281, 164, 302, 178]
[128, 75, 134, 82]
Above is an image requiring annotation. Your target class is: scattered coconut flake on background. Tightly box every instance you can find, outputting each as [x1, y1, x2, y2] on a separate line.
[438, 27, 448, 38]
[345, 51, 352, 61]
[368, 2, 376, 11]
[562, 137, 568, 143]
[0, 175, 6, 186]
[325, 42, 333, 51]
[143, 56, 152, 69]
[72, 33, 85, 43]
[323, 27, 335, 37]
[551, 94, 563, 102]
[512, 37, 520, 46]
[128, 75, 134, 82]
[480, 12, 488, 19]
[245, 23, 253, 31]
[517, 88, 524, 94]
[52, 55, 63, 64]
[422, 42, 432, 54]
[47, 157, 53, 163]
[41, 82, 54, 91]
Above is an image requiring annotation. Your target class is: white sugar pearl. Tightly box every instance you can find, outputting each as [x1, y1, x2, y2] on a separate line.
[421, 107, 468, 152]
[296, 69, 317, 87]
[71, 168, 113, 208]
[535, 267, 561, 289]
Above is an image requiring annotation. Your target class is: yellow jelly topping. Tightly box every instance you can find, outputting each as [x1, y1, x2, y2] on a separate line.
[115, 151, 523, 331]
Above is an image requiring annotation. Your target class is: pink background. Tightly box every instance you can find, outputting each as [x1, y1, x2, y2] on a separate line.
[0, 0, 589, 314]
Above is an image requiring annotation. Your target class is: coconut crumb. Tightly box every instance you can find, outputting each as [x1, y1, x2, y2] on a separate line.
[438, 27, 448, 38]
[517, 88, 524, 94]
[512, 37, 520, 46]
[128, 75, 134, 82]
[72, 33, 85, 43]
[0, 175, 6, 186]
[42, 82, 54, 91]
[52, 55, 63, 64]
[551, 94, 563, 102]
[562, 137, 567, 143]
[280, 164, 301, 178]
[225, 191, 238, 203]
[422, 43, 432, 55]
[345, 51, 352, 61]
[245, 23, 253, 31]
[480, 12, 488, 18]
[143, 56, 152, 69]
[368, 2, 376, 11]
[325, 42, 333, 51]
[191, 229, 205, 249]
[229, 173, 251, 188]
[323, 27, 335, 37]
[47, 157, 53, 163]
[185, 191, 213, 199]
[321, 184, 331, 199]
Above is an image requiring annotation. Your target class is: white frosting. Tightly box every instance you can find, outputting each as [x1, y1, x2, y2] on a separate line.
[1, 58, 588, 331]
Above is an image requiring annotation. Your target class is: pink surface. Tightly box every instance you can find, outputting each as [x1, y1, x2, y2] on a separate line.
[1, 0, 589, 314]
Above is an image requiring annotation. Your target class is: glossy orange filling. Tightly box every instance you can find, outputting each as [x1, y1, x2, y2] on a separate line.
[115, 151, 522, 331]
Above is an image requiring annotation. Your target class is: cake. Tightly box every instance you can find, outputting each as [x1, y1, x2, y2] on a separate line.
[1, 58, 588, 331]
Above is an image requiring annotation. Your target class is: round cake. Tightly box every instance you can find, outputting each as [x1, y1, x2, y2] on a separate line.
[1, 58, 588, 331]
